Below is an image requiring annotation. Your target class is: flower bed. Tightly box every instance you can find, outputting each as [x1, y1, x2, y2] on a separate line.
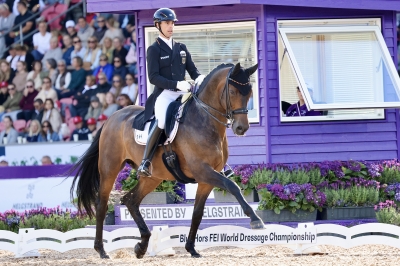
[0, 207, 95, 233]
[214, 160, 400, 222]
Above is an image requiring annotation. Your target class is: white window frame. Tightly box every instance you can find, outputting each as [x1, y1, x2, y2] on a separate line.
[278, 21, 400, 111]
[144, 21, 260, 123]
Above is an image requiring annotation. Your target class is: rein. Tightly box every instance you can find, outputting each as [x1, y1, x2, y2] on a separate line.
[192, 67, 249, 128]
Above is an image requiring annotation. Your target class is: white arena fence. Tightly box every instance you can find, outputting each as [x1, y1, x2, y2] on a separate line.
[0, 223, 399, 258]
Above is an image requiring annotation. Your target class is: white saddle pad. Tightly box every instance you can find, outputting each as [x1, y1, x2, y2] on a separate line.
[134, 95, 189, 146]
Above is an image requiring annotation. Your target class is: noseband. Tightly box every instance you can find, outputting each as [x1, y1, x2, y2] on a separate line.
[192, 66, 249, 128]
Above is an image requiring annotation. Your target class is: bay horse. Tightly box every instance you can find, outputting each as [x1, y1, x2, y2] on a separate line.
[70, 62, 265, 259]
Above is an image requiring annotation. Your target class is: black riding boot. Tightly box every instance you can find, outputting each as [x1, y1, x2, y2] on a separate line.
[137, 123, 163, 177]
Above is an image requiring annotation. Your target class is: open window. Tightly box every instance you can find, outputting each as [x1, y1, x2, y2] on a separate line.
[278, 18, 400, 122]
[144, 21, 259, 123]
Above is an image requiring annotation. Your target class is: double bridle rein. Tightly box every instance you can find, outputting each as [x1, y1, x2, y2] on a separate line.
[192, 66, 249, 128]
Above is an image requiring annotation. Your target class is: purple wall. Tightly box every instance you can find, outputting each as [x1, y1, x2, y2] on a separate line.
[135, 4, 399, 164]
[264, 6, 398, 163]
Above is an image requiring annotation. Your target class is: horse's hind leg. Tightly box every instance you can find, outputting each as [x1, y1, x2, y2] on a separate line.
[94, 157, 124, 258]
[185, 183, 213, 258]
[122, 177, 161, 259]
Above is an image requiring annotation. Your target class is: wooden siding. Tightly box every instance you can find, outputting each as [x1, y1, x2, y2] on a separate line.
[265, 6, 399, 163]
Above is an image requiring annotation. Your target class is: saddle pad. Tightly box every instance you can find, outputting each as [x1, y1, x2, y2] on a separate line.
[134, 105, 183, 146]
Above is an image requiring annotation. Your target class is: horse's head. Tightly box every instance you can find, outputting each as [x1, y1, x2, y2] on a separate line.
[225, 62, 258, 136]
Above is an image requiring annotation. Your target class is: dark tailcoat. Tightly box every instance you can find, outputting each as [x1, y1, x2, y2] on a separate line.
[133, 37, 200, 130]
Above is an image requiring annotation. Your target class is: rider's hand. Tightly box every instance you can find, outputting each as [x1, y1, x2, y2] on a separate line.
[195, 75, 206, 86]
[176, 81, 191, 92]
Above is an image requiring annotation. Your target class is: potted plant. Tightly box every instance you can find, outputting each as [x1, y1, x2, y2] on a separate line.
[213, 165, 260, 203]
[320, 184, 379, 220]
[256, 183, 326, 222]
[116, 164, 183, 205]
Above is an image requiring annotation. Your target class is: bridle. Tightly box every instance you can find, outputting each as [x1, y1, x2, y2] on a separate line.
[192, 67, 249, 128]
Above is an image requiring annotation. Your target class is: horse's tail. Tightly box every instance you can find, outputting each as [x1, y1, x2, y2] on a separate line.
[70, 127, 103, 219]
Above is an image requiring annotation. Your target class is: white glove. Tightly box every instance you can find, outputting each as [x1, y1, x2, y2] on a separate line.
[194, 75, 206, 86]
[176, 81, 191, 92]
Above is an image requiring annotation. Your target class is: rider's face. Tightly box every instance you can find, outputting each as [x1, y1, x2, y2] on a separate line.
[159, 21, 174, 39]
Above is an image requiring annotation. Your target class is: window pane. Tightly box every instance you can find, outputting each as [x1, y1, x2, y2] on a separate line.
[145, 22, 259, 122]
[281, 28, 400, 109]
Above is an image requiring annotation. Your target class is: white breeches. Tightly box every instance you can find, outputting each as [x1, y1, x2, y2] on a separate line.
[154, 90, 183, 129]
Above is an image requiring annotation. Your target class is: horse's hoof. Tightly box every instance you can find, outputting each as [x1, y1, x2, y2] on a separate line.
[134, 243, 145, 259]
[250, 220, 265, 230]
[191, 253, 202, 258]
[100, 253, 110, 259]
[95, 246, 110, 259]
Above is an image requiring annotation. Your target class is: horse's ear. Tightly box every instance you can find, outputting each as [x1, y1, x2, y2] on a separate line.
[245, 64, 258, 76]
[231, 62, 241, 76]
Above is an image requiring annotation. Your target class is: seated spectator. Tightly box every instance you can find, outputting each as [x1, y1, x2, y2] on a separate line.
[96, 72, 111, 94]
[62, 34, 74, 66]
[97, 113, 107, 127]
[70, 116, 90, 141]
[55, 59, 71, 91]
[42, 98, 62, 132]
[0, 60, 15, 84]
[41, 37, 63, 71]
[38, 120, 60, 142]
[0, 83, 22, 121]
[51, 29, 62, 47]
[10, 1, 36, 45]
[0, 156, 8, 166]
[93, 16, 107, 44]
[41, 155, 53, 165]
[109, 74, 124, 97]
[93, 54, 113, 82]
[83, 36, 101, 71]
[113, 55, 127, 81]
[15, 45, 34, 72]
[0, 81, 8, 105]
[112, 37, 128, 66]
[285, 86, 323, 117]
[102, 92, 118, 118]
[70, 36, 86, 60]
[126, 30, 137, 76]
[12, 61, 28, 92]
[25, 119, 41, 142]
[25, 0, 41, 13]
[85, 95, 102, 120]
[87, 117, 97, 137]
[70, 75, 98, 118]
[26, 61, 43, 90]
[101, 17, 124, 45]
[101, 37, 114, 64]
[0, 4, 16, 58]
[17, 80, 38, 121]
[0, 115, 17, 144]
[59, 56, 85, 99]
[31, 98, 43, 122]
[32, 21, 51, 61]
[77, 16, 94, 48]
[42, 58, 58, 87]
[117, 93, 132, 110]
[65, 20, 77, 39]
[35, 77, 58, 103]
[119, 14, 135, 40]
[5, 46, 18, 70]
[121, 73, 137, 103]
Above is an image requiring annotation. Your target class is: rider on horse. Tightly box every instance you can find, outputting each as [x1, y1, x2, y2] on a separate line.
[137, 8, 205, 177]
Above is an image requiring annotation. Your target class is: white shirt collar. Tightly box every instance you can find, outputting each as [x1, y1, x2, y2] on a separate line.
[158, 35, 173, 49]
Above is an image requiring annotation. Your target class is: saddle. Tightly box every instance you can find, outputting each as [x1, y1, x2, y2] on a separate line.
[133, 94, 197, 184]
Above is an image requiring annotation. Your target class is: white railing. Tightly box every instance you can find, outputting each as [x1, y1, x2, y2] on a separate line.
[1, 223, 400, 258]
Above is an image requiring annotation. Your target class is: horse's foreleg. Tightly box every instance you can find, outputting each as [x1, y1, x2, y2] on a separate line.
[185, 183, 213, 258]
[196, 165, 264, 229]
[122, 177, 161, 259]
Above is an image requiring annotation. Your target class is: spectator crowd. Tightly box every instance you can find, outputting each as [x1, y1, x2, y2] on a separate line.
[0, 0, 138, 144]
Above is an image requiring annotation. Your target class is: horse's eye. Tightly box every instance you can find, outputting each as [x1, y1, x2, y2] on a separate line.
[229, 89, 235, 95]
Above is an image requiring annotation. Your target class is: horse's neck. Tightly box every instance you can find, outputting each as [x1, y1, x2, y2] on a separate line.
[188, 70, 228, 139]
